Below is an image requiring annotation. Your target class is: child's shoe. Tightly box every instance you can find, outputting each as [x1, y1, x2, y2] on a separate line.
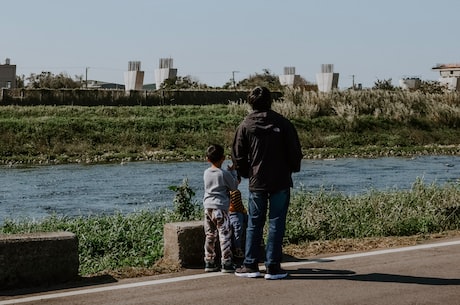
[221, 261, 236, 273]
[204, 261, 219, 272]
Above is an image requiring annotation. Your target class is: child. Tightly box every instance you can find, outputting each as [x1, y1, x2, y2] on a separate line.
[203, 144, 239, 273]
[229, 175, 247, 259]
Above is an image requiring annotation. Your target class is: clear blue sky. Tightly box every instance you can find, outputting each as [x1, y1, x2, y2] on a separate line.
[2, 0, 459, 88]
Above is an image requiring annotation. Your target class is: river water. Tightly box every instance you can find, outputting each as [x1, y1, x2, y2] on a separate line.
[0, 156, 459, 222]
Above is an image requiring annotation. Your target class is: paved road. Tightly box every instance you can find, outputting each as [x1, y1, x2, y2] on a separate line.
[1, 238, 460, 305]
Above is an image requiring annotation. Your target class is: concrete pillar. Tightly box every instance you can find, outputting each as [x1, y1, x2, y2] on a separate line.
[279, 66, 301, 87]
[154, 58, 178, 89]
[124, 71, 145, 91]
[316, 64, 339, 92]
[124, 61, 144, 91]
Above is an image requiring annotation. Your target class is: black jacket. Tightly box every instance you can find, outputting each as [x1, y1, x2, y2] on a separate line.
[232, 110, 302, 192]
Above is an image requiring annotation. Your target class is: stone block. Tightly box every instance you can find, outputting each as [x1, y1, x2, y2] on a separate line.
[0, 231, 79, 289]
[163, 221, 204, 267]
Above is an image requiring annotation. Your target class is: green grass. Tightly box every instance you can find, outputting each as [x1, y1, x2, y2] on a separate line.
[285, 179, 460, 243]
[0, 104, 244, 164]
[0, 211, 167, 275]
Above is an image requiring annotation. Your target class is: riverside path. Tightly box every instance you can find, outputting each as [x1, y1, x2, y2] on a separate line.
[1, 237, 459, 305]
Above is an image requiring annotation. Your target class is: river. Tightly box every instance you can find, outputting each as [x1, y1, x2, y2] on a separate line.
[0, 155, 459, 222]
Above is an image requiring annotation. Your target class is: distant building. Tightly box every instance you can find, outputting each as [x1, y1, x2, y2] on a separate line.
[432, 63, 460, 91]
[0, 58, 16, 89]
[316, 64, 339, 92]
[142, 83, 156, 90]
[124, 61, 144, 91]
[399, 77, 421, 90]
[279, 66, 300, 87]
[154, 58, 177, 89]
[87, 80, 124, 89]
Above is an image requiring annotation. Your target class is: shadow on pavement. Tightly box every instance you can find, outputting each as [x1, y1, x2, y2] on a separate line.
[0, 274, 117, 296]
[288, 268, 460, 285]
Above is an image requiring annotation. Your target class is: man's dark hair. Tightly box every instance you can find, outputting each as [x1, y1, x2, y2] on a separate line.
[206, 144, 225, 163]
[247, 86, 272, 111]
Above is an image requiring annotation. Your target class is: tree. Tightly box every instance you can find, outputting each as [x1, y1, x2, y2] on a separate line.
[15, 75, 25, 88]
[160, 75, 208, 90]
[373, 78, 396, 91]
[236, 69, 282, 91]
[417, 80, 447, 94]
[26, 72, 81, 89]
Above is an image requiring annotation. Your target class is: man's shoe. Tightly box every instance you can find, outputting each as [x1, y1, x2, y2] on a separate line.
[264, 265, 288, 280]
[235, 265, 261, 278]
[204, 261, 219, 272]
[221, 261, 236, 273]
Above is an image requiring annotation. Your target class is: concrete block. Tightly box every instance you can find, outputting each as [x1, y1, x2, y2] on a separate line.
[163, 221, 204, 267]
[0, 231, 79, 289]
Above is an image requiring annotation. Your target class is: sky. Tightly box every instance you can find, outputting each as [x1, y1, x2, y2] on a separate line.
[2, 0, 460, 88]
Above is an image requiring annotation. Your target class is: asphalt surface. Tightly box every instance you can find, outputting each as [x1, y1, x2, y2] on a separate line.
[1, 238, 459, 305]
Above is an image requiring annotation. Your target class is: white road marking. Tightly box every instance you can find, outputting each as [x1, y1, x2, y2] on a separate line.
[1, 239, 459, 305]
[282, 239, 460, 268]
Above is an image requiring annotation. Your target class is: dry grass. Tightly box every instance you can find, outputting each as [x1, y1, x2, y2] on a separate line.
[90, 258, 183, 279]
[277, 88, 460, 123]
[283, 230, 460, 258]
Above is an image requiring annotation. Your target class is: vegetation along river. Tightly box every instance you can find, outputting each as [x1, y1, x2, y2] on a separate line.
[0, 155, 459, 223]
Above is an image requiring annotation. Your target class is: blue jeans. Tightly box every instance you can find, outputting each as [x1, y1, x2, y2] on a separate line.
[229, 211, 247, 250]
[243, 188, 290, 268]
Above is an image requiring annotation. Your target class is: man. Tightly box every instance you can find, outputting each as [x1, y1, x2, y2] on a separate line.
[232, 86, 302, 280]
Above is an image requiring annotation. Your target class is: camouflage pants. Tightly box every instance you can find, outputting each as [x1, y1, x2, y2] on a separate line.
[204, 208, 233, 264]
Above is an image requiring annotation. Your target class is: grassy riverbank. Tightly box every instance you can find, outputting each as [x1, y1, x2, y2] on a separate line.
[1, 180, 459, 277]
[1, 89, 460, 278]
[1, 89, 460, 165]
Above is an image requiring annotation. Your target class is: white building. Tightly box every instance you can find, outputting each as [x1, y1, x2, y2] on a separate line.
[316, 64, 339, 92]
[432, 63, 460, 91]
[154, 58, 177, 89]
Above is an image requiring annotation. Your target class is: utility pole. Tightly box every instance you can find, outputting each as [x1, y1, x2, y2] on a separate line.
[232, 71, 239, 90]
[350, 74, 356, 90]
[85, 67, 89, 89]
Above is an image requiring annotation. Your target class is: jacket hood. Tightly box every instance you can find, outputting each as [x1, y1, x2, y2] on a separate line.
[247, 110, 277, 136]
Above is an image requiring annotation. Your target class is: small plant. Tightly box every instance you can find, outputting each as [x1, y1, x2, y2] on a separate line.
[168, 178, 201, 221]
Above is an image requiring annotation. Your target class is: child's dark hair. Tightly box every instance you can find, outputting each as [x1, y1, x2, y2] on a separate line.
[247, 86, 272, 111]
[206, 144, 225, 163]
